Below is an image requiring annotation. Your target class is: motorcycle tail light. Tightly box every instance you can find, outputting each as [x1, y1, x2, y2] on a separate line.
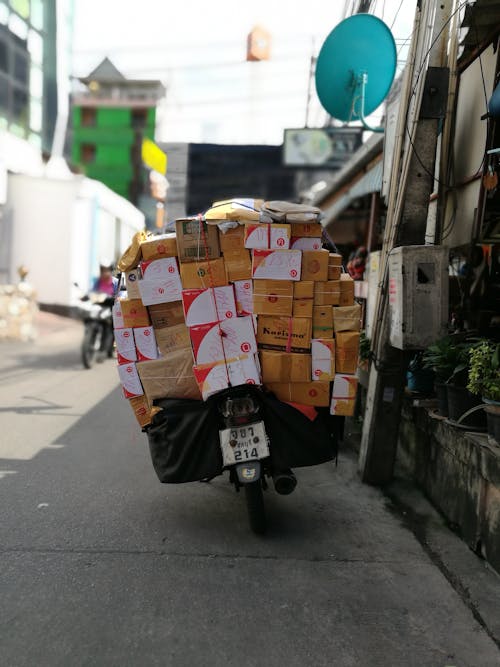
[219, 396, 259, 419]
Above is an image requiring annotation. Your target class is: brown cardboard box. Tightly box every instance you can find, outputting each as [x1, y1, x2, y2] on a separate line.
[328, 253, 342, 267]
[256, 316, 312, 353]
[129, 395, 152, 428]
[335, 331, 360, 374]
[339, 274, 355, 306]
[293, 280, 314, 299]
[148, 301, 185, 330]
[137, 350, 201, 402]
[155, 323, 191, 356]
[120, 298, 151, 328]
[333, 304, 362, 332]
[253, 280, 293, 316]
[141, 233, 178, 260]
[179, 258, 227, 289]
[301, 250, 329, 281]
[330, 374, 358, 416]
[292, 298, 313, 318]
[313, 325, 333, 339]
[259, 349, 311, 383]
[223, 249, 252, 281]
[176, 218, 220, 263]
[290, 222, 323, 238]
[313, 305, 333, 328]
[267, 381, 330, 407]
[313, 280, 341, 306]
[218, 225, 245, 252]
[328, 265, 342, 280]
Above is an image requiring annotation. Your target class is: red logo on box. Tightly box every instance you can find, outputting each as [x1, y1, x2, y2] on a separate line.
[137, 406, 147, 416]
[124, 331, 130, 338]
[314, 369, 321, 377]
[277, 237, 285, 247]
[225, 311, 233, 318]
[243, 282, 251, 290]
[168, 265, 175, 274]
[126, 366, 133, 374]
[130, 309, 137, 316]
[268, 295, 278, 303]
[246, 379, 256, 385]
[290, 269, 298, 278]
[158, 287, 165, 294]
[241, 342, 251, 353]
[144, 329, 151, 336]
[157, 244, 165, 253]
[309, 388, 318, 397]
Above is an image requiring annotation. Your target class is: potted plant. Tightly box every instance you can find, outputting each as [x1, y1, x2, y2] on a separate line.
[407, 351, 435, 395]
[467, 341, 500, 444]
[423, 336, 464, 417]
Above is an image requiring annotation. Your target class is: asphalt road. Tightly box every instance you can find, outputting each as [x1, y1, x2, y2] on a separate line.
[0, 314, 499, 667]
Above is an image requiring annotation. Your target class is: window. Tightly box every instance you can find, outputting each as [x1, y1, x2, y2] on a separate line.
[13, 48, 27, 83]
[81, 143, 96, 164]
[0, 32, 7, 72]
[81, 107, 96, 127]
[0, 72, 8, 110]
[131, 108, 147, 129]
[12, 85, 27, 121]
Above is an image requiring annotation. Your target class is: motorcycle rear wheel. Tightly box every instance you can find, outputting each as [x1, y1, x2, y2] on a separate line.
[81, 324, 101, 369]
[244, 480, 266, 535]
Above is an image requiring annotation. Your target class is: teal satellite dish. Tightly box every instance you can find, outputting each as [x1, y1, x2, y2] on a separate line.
[315, 14, 397, 132]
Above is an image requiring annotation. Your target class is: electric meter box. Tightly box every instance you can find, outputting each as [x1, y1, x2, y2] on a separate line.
[388, 245, 448, 350]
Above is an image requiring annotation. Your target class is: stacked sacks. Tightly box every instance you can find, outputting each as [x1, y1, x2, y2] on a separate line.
[114, 198, 361, 428]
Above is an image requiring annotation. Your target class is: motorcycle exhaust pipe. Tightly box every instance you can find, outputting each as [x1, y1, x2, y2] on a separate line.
[272, 470, 297, 496]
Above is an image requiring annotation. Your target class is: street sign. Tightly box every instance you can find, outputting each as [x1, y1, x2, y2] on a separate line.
[141, 138, 168, 175]
[283, 127, 363, 168]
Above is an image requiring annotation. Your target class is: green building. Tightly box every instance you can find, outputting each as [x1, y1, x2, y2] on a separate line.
[71, 58, 164, 206]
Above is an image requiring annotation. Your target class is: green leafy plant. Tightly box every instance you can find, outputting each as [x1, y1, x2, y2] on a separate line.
[359, 331, 371, 362]
[467, 341, 500, 402]
[422, 336, 473, 385]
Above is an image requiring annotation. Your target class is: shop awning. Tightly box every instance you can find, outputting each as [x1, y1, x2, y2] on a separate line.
[322, 160, 383, 225]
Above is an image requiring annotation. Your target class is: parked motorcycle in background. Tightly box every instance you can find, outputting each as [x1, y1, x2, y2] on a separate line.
[78, 292, 115, 369]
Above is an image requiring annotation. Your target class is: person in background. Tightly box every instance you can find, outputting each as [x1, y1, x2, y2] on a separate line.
[347, 246, 368, 281]
[92, 260, 119, 296]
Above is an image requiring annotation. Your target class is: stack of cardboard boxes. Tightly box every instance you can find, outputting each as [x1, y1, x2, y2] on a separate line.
[114, 200, 361, 428]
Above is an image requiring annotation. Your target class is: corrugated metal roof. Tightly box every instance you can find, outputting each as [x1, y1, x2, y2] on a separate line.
[459, 0, 500, 65]
[322, 159, 383, 225]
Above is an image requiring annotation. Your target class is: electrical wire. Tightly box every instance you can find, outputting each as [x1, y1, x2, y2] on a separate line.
[389, 0, 405, 30]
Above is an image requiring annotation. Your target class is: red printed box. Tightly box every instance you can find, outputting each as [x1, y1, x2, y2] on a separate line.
[190, 316, 257, 365]
[115, 327, 137, 365]
[233, 279, 253, 316]
[311, 338, 335, 381]
[251, 249, 302, 281]
[117, 362, 144, 398]
[244, 223, 291, 250]
[140, 257, 179, 280]
[133, 326, 159, 362]
[290, 237, 322, 251]
[112, 301, 125, 330]
[182, 286, 236, 327]
[193, 355, 261, 400]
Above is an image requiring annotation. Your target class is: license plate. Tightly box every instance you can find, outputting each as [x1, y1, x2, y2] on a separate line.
[219, 421, 269, 467]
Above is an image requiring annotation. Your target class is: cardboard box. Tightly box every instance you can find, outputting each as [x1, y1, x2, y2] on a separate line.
[293, 281, 314, 299]
[335, 331, 360, 374]
[330, 374, 358, 416]
[175, 218, 221, 263]
[290, 237, 322, 251]
[290, 222, 323, 237]
[155, 323, 191, 356]
[194, 355, 261, 400]
[137, 350, 201, 402]
[140, 233, 178, 261]
[129, 395, 152, 428]
[311, 339, 335, 381]
[313, 280, 341, 306]
[115, 327, 137, 365]
[125, 269, 141, 299]
[301, 250, 329, 281]
[182, 286, 236, 327]
[256, 316, 312, 353]
[340, 274, 355, 306]
[292, 298, 313, 318]
[267, 381, 330, 407]
[313, 305, 333, 328]
[133, 326, 159, 362]
[205, 198, 262, 222]
[218, 225, 245, 252]
[112, 301, 125, 329]
[190, 316, 257, 365]
[148, 301, 184, 330]
[252, 279, 293, 316]
[244, 223, 291, 250]
[233, 279, 253, 316]
[313, 325, 333, 339]
[120, 298, 151, 328]
[223, 249, 252, 282]
[259, 349, 311, 383]
[140, 257, 179, 281]
[328, 253, 343, 267]
[252, 249, 302, 281]
[138, 275, 183, 306]
[333, 304, 362, 333]
[328, 265, 342, 281]
[117, 362, 144, 399]
[179, 258, 227, 289]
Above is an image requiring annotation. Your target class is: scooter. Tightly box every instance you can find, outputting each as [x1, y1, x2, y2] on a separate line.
[78, 293, 115, 369]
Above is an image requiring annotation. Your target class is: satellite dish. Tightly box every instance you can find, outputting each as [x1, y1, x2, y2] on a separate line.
[315, 14, 397, 133]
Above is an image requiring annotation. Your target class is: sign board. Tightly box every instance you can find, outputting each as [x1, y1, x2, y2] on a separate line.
[141, 138, 168, 175]
[283, 127, 363, 169]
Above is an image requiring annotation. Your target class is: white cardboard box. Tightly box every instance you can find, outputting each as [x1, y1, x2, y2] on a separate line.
[182, 286, 237, 327]
[133, 326, 159, 362]
[112, 301, 125, 330]
[233, 279, 253, 316]
[140, 257, 179, 281]
[117, 362, 144, 398]
[193, 354, 261, 400]
[115, 327, 137, 365]
[244, 223, 291, 250]
[138, 276, 183, 306]
[311, 338, 335, 381]
[290, 237, 322, 251]
[190, 315, 257, 365]
[252, 249, 302, 281]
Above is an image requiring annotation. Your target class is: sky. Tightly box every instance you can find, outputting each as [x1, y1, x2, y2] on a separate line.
[72, 0, 415, 146]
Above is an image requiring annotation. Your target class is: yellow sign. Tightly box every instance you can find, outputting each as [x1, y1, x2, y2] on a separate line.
[141, 138, 168, 175]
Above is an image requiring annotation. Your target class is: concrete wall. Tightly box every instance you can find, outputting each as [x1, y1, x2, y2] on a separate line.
[398, 402, 500, 575]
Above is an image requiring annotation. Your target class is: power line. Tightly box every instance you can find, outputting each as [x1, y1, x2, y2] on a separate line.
[390, 0, 405, 30]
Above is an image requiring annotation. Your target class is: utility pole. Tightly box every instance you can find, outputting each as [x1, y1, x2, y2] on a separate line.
[358, 0, 454, 485]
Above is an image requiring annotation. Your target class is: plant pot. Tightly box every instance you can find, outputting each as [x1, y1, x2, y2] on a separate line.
[484, 401, 500, 446]
[407, 367, 435, 395]
[435, 382, 449, 417]
[446, 385, 487, 429]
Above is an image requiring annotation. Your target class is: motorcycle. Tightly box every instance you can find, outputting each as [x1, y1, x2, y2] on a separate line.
[78, 292, 115, 369]
[146, 385, 337, 535]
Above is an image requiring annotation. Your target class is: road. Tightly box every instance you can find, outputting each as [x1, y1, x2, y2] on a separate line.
[0, 313, 499, 667]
